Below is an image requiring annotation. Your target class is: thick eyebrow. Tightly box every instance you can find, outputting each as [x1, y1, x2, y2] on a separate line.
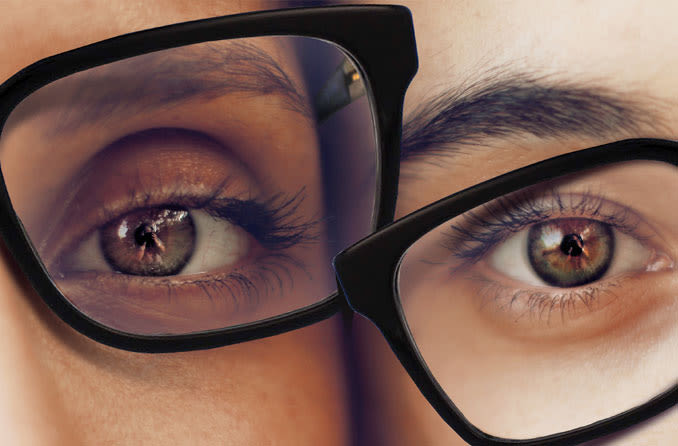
[15, 40, 312, 136]
[401, 70, 665, 161]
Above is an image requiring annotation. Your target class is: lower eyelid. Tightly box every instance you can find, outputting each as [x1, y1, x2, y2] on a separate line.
[464, 266, 676, 343]
[55, 251, 306, 335]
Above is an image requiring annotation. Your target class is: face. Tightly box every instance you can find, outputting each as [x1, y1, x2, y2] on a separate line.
[350, 1, 678, 445]
[0, 1, 356, 444]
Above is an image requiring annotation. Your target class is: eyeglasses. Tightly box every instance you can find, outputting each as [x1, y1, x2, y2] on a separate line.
[336, 138, 678, 445]
[0, 5, 417, 347]
[0, 6, 675, 446]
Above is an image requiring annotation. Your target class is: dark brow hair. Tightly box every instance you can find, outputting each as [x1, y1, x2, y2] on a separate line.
[401, 69, 666, 161]
[8, 40, 312, 137]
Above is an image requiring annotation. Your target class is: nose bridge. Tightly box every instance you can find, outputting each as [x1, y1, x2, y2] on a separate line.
[0, 244, 80, 445]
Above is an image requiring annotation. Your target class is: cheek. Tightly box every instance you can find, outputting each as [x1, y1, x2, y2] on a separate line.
[352, 316, 470, 446]
[397, 266, 678, 439]
[40, 315, 349, 444]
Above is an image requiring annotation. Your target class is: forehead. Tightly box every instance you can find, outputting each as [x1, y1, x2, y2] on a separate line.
[401, 0, 678, 118]
[0, 0, 281, 82]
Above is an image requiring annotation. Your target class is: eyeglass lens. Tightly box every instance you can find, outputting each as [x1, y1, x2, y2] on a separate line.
[0, 36, 377, 336]
[398, 159, 677, 439]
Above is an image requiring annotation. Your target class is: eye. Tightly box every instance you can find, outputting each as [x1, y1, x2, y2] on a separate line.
[426, 183, 676, 327]
[60, 206, 250, 277]
[488, 217, 654, 287]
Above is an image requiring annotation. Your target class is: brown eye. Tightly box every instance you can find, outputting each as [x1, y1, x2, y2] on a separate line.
[100, 207, 196, 276]
[527, 218, 614, 287]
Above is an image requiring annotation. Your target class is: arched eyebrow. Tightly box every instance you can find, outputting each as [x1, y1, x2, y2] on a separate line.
[400, 70, 665, 161]
[10, 40, 313, 136]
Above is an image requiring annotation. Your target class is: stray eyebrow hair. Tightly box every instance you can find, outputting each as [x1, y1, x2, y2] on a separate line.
[15, 40, 312, 136]
[401, 70, 664, 161]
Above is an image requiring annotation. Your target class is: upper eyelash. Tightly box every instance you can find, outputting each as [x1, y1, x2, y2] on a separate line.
[442, 188, 642, 263]
[52, 189, 318, 311]
[204, 187, 319, 251]
[51, 181, 318, 278]
[93, 174, 318, 251]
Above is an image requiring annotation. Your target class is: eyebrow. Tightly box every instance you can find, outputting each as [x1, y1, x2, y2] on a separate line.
[400, 70, 665, 161]
[15, 40, 312, 135]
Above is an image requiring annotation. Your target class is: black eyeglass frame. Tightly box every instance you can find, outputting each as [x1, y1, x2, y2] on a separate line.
[0, 6, 418, 353]
[334, 138, 678, 446]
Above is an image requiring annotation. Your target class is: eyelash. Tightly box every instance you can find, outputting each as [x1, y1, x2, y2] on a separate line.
[53, 186, 318, 306]
[441, 189, 651, 321]
[473, 273, 626, 323]
[443, 188, 643, 264]
[200, 188, 318, 251]
[180, 190, 318, 306]
[124, 251, 309, 309]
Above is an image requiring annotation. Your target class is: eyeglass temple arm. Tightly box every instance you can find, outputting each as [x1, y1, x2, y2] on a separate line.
[314, 57, 366, 122]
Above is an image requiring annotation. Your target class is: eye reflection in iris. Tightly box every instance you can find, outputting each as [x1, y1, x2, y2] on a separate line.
[527, 218, 614, 287]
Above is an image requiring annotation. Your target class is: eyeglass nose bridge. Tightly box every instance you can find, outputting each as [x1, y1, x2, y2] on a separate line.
[332, 231, 408, 336]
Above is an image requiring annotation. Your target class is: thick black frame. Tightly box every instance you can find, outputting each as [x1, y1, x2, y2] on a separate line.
[334, 138, 678, 445]
[0, 6, 418, 352]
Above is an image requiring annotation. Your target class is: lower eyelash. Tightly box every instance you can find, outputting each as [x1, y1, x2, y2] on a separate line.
[476, 275, 625, 325]
[193, 252, 311, 310]
[62, 250, 311, 327]
[144, 251, 308, 304]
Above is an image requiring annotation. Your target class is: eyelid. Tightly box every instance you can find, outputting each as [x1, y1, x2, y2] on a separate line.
[443, 190, 657, 264]
[487, 221, 656, 287]
[39, 130, 259, 266]
[58, 209, 253, 277]
[54, 250, 300, 334]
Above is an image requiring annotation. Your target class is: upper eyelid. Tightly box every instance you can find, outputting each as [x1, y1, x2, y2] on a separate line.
[40, 181, 236, 265]
[49, 190, 315, 270]
[442, 191, 649, 263]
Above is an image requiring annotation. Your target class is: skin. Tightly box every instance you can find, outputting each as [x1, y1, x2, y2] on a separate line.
[0, 1, 350, 445]
[3, 1, 676, 445]
[347, 1, 678, 445]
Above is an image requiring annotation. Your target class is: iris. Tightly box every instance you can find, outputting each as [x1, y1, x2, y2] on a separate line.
[527, 218, 614, 287]
[101, 207, 196, 276]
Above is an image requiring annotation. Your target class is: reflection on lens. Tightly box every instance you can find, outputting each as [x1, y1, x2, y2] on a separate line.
[398, 160, 677, 439]
[0, 36, 377, 335]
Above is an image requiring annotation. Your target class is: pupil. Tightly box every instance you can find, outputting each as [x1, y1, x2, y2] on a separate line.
[134, 224, 156, 247]
[560, 233, 584, 257]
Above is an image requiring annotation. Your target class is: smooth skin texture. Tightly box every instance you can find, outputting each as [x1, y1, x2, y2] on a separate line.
[346, 1, 678, 445]
[0, 1, 349, 445]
